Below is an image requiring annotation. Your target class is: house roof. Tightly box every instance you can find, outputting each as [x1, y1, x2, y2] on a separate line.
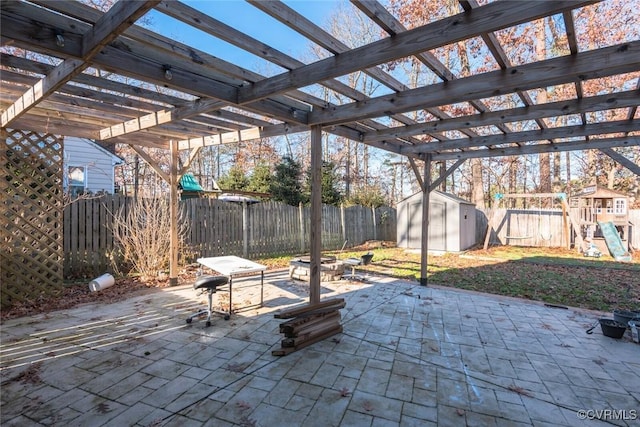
[573, 184, 630, 199]
[0, 0, 638, 168]
[64, 137, 124, 165]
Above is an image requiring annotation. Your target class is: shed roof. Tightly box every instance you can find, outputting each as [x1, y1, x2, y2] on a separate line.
[1, 0, 638, 168]
[399, 189, 476, 206]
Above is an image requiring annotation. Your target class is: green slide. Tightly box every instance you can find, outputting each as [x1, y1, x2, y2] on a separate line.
[597, 221, 632, 262]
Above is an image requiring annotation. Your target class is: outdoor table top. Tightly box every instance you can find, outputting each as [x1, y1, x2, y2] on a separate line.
[196, 255, 266, 277]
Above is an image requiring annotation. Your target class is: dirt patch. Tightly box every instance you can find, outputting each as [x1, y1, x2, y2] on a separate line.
[1, 266, 200, 322]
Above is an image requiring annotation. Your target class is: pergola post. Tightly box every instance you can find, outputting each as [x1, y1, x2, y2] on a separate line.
[169, 139, 179, 286]
[309, 125, 322, 304]
[420, 155, 432, 286]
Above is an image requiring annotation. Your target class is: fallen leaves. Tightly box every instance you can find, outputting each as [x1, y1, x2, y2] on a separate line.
[235, 400, 252, 410]
[11, 362, 43, 385]
[95, 402, 111, 414]
[227, 362, 250, 373]
[339, 387, 351, 397]
[507, 384, 531, 397]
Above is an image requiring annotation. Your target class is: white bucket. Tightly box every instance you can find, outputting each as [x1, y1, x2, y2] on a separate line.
[89, 273, 115, 292]
[629, 320, 640, 344]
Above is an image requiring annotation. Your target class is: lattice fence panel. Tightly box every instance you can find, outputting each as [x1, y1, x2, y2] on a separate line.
[1, 129, 64, 310]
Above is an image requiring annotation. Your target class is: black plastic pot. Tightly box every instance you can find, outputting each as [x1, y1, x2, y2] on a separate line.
[599, 318, 628, 339]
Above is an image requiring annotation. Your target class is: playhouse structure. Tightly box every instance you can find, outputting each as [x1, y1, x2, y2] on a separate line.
[570, 185, 632, 260]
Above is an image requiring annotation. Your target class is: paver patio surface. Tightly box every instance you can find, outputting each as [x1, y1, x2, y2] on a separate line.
[1, 271, 638, 426]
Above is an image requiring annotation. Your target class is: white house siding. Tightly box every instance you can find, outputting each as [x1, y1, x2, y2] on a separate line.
[63, 137, 121, 194]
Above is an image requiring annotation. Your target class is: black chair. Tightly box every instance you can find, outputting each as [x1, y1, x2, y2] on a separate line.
[342, 252, 374, 281]
[186, 275, 230, 326]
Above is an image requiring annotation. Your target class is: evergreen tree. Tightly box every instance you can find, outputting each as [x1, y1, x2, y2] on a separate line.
[248, 163, 272, 194]
[303, 161, 343, 206]
[218, 166, 249, 191]
[270, 156, 303, 206]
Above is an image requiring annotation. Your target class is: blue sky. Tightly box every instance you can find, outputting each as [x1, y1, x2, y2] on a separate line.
[147, 1, 340, 76]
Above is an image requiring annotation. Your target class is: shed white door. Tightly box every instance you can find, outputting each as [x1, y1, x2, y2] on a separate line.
[407, 200, 446, 250]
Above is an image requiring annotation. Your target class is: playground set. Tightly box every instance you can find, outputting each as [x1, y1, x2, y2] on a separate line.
[571, 185, 632, 262]
[483, 187, 632, 262]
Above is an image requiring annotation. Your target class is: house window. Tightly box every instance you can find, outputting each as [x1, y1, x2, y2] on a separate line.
[605, 200, 613, 214]
[614, 198, 626, 215]
[593, 200, 602, 214]
[68, 166, 86, 197]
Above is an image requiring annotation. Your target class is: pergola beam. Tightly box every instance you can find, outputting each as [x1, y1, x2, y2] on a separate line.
[238, 1, 595, 103]
[0, 0, 160, 127]
[352, 0, 512, 138]
[178, 123, 308, 151]
[600, 148, 640, 177]
[431, 136, 640, 161]
[429, 159, 466, 193]
[0, 1, 310, 125]
[401, 120, 640, 154]
[310, 41, 640, 126]
[98, 99, 226, 140]
[362, 90, 640, 144]
[130, 146, 170, 183]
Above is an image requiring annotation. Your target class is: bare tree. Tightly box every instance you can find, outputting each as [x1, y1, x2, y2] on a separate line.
[111, 197, 189, 281]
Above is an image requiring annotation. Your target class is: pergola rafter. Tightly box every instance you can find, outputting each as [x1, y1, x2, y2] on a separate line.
[1, 0, 637, 158]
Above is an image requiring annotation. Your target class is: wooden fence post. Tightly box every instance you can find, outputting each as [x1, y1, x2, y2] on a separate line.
[341, 204, 346, 245]
[242, 201, 249, 258]
[299, 202, 305, 253]
[371, 206, 377, 241]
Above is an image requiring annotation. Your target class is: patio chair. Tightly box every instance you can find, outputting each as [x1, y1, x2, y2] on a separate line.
[186, 275, 230, 327]
[342, 252, 374, 281]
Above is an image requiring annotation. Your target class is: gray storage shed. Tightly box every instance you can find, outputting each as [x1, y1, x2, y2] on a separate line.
[397, 190, 477, 252]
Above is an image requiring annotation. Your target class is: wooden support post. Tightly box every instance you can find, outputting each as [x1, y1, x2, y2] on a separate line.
[169, 139, 179, 286]
[420, 155, 431, 286]
[561, 198, 584, 251]
[309, 125, 322, 304]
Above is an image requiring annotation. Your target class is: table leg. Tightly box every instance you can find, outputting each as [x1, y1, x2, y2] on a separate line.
[229, 275, 233, 315]
[260, 271, 264, 307]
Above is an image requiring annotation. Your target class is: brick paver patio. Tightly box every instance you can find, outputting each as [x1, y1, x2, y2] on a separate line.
[1, 271, 638, 426]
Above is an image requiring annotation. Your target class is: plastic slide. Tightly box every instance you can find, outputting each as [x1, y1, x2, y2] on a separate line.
[597, 221, 632, 262]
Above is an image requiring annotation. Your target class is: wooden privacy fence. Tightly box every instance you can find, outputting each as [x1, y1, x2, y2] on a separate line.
[479, 208, 640, 250]
[64, 196, 397, 277]
[482, 208, 569, 248]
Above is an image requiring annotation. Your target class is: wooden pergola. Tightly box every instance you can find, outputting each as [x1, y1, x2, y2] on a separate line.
[2, 0, 639, 300]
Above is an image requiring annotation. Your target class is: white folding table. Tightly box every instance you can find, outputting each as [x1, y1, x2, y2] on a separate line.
[196, 256, 267, 314]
